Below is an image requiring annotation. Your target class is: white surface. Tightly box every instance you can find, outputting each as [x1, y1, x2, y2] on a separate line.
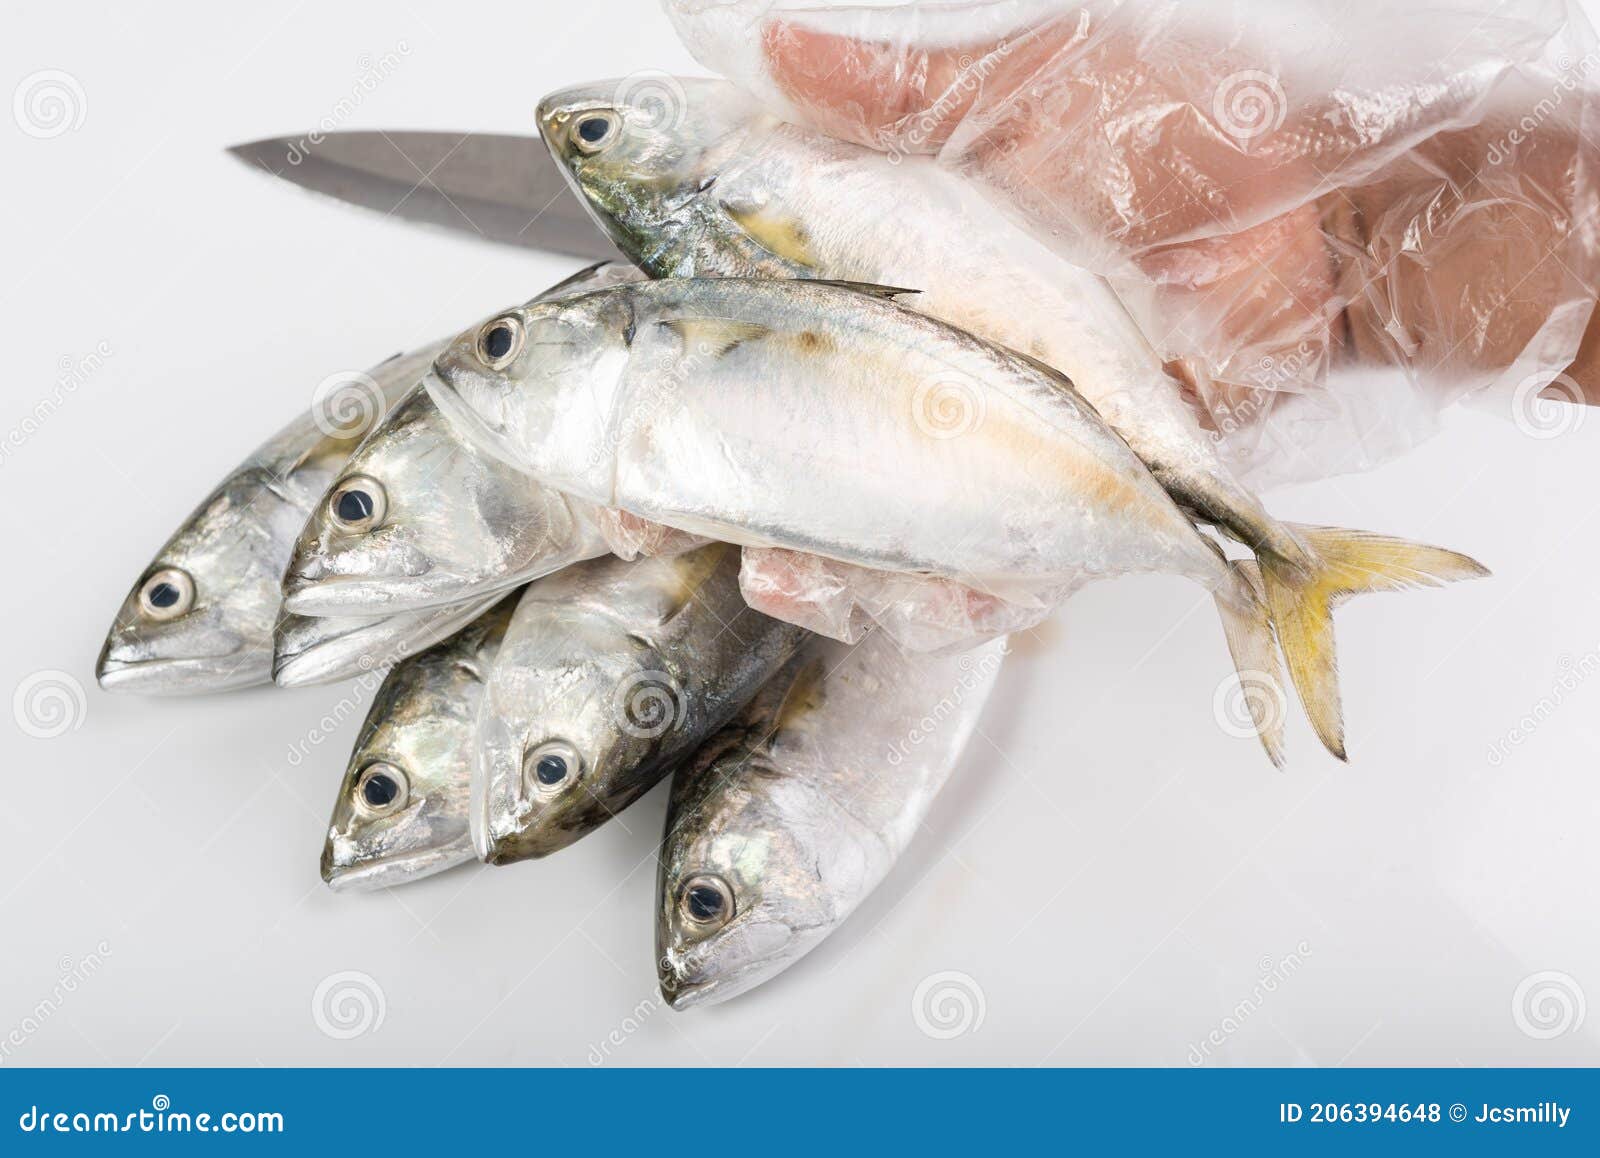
[2, 0, 1598, 1066]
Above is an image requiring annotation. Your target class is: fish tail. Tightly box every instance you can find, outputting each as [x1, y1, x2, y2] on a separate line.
[1213, 559, 1289, 769]
[1259, 524, 1489, 761]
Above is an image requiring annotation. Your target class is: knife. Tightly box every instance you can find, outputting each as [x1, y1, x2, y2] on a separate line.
[227, 130, 619, 260]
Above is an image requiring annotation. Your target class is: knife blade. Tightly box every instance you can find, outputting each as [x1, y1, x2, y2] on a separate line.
[226, 130, 619, 260]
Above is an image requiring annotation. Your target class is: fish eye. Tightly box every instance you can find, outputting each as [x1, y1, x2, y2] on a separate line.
[354, 761, 409, 817]
[138, 567, 194, 620]
[477, 315, 524, 369]
[571, 111, 618, 154]
[523, 740, 581, 794]
[679, 874, 734, 930]
[329, 475, 386, 532]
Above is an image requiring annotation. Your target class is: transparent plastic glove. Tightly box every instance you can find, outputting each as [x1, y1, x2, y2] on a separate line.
[587, 511, 1021, 649]
[739, 547, 1078, 653]
[593, 508, 710, 559]
[591, 510, 1048, 650]
[667, 0, 1600, 482]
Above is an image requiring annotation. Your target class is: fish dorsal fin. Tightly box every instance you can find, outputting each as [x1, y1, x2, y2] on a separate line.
[1003, 346, 1092, 409]
[536, 260, 616, 302]
[658, 317, 771, 358]
[808, 279, 921, 301]
[719, 200, 815, 266]
[772, 655, 827, 731]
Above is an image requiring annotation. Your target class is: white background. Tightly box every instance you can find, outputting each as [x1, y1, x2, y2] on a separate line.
[2, 0, 1598, 1066]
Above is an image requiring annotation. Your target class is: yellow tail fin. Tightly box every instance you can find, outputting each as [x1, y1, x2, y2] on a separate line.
[1213, 560, 1288, 768]
[1260, 525, 1489, 761]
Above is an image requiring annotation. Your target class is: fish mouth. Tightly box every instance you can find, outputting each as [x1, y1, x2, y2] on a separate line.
[95, 650, 264, 695]
[271, 638, 368, 689]
[657, 954, 777, 1012]
[321, 834, 474, 892]
[656, 954, 728, 1011]
[272, 613, 383, 688]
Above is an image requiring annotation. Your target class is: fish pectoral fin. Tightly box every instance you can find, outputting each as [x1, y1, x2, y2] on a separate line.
[808, 278, 922, 301]
[658, 317, 771, 358]
[719, 200, 815, 266]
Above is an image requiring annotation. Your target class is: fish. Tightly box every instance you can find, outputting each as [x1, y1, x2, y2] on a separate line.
[535, 78, 1300, 564]
[281, 262, 644, 618]
[531, 80, 1493, 759]
[473, 542, 808, 863]
[96, 344, 444, 694]
[426, 276, 1487, 763]
[273, 596, 503, 688]
[321, 595, 517, 891]
[656, 631, 1006, 1009]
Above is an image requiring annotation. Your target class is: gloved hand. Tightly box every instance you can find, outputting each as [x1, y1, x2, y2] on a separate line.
[667, 0, 1600, 449]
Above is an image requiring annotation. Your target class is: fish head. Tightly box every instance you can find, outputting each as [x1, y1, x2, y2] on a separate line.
[425, 292, 632, 497]
[536, 77, 764, 267]
[281, 386, 566, 615]
[473, 610, 678, 863]
[319, 622, 497, 890]
[654, 747, 834, 1010]
[97, 468, 296, 694]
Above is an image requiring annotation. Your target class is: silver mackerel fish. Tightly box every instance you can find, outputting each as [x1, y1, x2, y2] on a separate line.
[428, 276, 1485, 763]
[529, 80, 1490, 761]
[282, 262, 643, 618]
[97, 344, 444, 694]
[474, 543, 808, 863]
[657, 631, 1006, 1009]
[536, 79, 1301, 573]
[322, 595, 518, 891]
